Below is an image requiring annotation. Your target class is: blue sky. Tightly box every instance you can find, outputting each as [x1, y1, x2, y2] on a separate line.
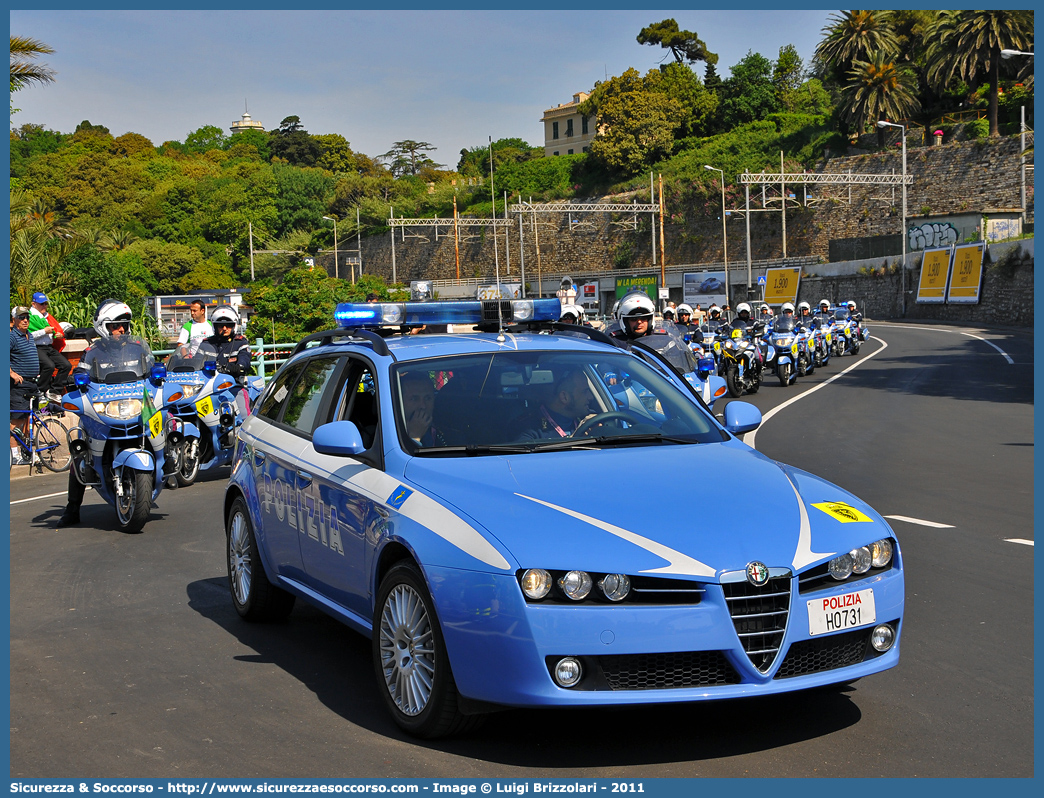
[11, 8, 833, 168]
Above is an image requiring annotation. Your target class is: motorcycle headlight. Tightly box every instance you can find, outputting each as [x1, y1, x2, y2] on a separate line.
[181, 384, 200, 398]
[780, 336, 793, 347]
[106, 398, 142, 419]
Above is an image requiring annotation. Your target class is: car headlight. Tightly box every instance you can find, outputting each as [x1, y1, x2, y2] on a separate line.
[558, 571, 592, 601]
[829, 539, 893, 581]
[103, 398, 142, 419]
[181, 384, 200, 397]
[598, 573, 631, 602]
[520, 568, 552, 600]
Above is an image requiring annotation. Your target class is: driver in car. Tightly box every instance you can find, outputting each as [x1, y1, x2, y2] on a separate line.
[517, 370, 596, 440]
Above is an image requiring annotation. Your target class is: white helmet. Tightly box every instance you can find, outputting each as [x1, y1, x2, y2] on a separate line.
[781, 302, 795, 314]
[676, 303, 693, 317]
[797, 301, 811, 313]
[93, 299, 133, 339]
[708, 304, 721, 318]
[662, 306, 675, 319]
[559, 304, 580, 323]
[735, 302, 751, 316]
[616, 292, 655, 323]
[211, 305, 240, 334]
[759, 304, 770, 313]
[819, 299, 831, 309]
[847, 300, 857, 311]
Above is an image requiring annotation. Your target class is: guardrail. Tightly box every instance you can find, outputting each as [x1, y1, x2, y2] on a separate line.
[153, 338, 293, 383]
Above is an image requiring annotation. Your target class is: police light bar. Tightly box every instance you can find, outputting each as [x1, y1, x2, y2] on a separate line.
[334, 299, 562, 328]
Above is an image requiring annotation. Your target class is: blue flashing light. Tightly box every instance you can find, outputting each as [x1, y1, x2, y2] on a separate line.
[74, 371, 91, 389]
[334, 297, 565, 329]
[202, 360, 218, 378]
[150, 363, 167, 386]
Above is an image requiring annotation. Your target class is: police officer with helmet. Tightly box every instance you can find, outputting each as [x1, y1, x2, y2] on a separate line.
[203, 306, 252, 383]
[610, 292, 700, 374]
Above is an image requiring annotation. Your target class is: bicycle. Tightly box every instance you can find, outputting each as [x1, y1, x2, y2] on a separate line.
[9, 391, 72, 473]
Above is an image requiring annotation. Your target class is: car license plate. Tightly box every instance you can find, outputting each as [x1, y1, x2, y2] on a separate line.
[807, 588, 876, 636]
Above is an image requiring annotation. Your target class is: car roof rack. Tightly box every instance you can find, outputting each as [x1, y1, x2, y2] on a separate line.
[292, 328, 393, 359]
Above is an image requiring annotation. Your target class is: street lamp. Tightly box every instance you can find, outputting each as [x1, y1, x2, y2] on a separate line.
[1000, 49, 1034, 59]
[704, 165, 730, 305]
[322, 216, 339, 280]
[877, 121, 907, 316]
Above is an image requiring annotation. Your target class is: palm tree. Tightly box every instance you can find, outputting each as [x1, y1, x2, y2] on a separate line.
[10, 36, 56, 90]
[9, 190, 80, 304]
[840, 53, 922, 146]
[814, 10, 900, 83]
[926, 10, 1034, 137]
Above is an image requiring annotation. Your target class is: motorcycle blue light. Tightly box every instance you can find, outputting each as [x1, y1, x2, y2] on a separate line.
[150, 364, 167, 386]
[202, 361, 217, 378]
[74, 372, 91, 389]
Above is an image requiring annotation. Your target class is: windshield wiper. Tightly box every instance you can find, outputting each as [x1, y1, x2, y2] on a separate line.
[415, 444, 537, 455]
[525, 433, 699, 451]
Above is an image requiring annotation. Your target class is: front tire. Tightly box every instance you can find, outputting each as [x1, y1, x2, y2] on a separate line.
[176, 438, 201, 487]
[725, 366, 743, 398]
[114, 466, 152, 533]
[37, 418, 71, 472]
[777, 363, 792, 386]
[373, 562, 482, 738]
[227, 496, 295, 621]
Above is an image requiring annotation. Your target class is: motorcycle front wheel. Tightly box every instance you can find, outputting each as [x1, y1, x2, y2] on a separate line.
[115, 465, 152, 533]
[176, 438, 201, 488]
[778, 363, 792, 386]
[725, 366, 743, 398]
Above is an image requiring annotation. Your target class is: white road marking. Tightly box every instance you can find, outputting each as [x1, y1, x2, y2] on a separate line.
[743, 336, 889, 449]
[871, 322, 1014, 364]
[884, 514, 955, 529]
[10, 491, 67, 506]
[1004, 538, 1034, 547]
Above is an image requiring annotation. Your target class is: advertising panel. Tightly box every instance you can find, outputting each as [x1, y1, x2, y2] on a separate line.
[916, 248, 952, 304]
[578, 281, 599, 313]
[946, 243, 985, 304]
[615, 275, 657, 300]
[763, 267, 801, 305]
[683, 271, 727, 308]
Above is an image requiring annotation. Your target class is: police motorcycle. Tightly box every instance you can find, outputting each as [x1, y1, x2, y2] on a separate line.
[606, 294, 728, 409]
[764, 315, 801, 386]
[64, 316, 175, 534]
[798, 303, 831, 369]
[160, 340, 250, 487]
[719, 320, 766, 398]
[833, 305, 865, 356]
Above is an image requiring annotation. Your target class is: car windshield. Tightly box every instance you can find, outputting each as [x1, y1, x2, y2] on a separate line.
[392, 350, 725, 455]
[166, 341, 218, 372]
[82, 335, 155, 383]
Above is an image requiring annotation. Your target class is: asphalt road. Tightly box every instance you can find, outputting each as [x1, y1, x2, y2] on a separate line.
[8, 321, 1033, 778]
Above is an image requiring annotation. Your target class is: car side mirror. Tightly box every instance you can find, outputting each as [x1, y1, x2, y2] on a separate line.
[313, 420, 367, 457]
[723, 401, 762, 435]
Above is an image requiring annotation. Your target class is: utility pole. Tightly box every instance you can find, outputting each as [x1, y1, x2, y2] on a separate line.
[248, 221, 255, 281]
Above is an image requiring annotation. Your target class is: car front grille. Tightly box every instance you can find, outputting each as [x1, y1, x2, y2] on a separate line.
[773, 627, 871, 679]
[599, 651, 741, 690]
[722, 575, 791, 672]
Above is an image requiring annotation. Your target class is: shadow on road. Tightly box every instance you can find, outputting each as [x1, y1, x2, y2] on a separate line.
[187, 577, 863, 765]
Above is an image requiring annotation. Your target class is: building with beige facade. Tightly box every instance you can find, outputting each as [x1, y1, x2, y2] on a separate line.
[541, 92, 596, 157]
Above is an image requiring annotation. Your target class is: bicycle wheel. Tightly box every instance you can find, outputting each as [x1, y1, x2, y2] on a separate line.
[35, 417, 71, 472]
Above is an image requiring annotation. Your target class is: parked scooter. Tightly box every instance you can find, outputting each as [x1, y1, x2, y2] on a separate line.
[160, 341, 254, 487]
[64, 334, 174, 533]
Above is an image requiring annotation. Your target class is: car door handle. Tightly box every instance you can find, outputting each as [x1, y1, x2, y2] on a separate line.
[296, 470, 313, 487]
[253, 450, 266, 466]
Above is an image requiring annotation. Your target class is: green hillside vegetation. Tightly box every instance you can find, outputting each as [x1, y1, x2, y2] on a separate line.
[10, 12, 1033, 341]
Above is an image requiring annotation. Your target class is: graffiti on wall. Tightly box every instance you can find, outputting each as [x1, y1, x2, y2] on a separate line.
[908, 222, 958, 251]
[985, 218, 1021, 242]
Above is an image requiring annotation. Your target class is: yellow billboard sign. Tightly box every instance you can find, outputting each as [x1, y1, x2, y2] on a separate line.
[916, 248, 952, 304]
[947, 243, 985, 304]
[762, 267, 801, 305]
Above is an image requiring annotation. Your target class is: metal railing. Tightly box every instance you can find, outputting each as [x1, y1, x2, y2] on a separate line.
[153, 339, 294, 383]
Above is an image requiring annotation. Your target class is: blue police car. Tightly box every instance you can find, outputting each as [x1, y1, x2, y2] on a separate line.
[224, 298, 903, 738]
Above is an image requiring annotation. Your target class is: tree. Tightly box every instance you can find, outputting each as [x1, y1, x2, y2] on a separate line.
[773, 45, 805, 110]
[840, 53, 921, 145]
[381, 140, 441, 177]
[704, 61, 722, 93]
[637, 19, 718, 68]
[184, 125, 228, 154]
[926, 10, 1034, 137]
[717, 51, 781, 130]
[313, 133, 357, 174]
[268, 115, 320, 166]
[10, 36, 56, 90]
[457, 138, 539, 178]
[579, 68, 684, 175]
[813, 10, 899, 85]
